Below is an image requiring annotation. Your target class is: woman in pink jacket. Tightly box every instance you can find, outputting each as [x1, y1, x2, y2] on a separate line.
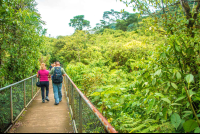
[37, 63, 50, 103]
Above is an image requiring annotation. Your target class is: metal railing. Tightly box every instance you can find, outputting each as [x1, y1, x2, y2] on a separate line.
[0, 75, 39, 133]
[63, 74, 118, 133]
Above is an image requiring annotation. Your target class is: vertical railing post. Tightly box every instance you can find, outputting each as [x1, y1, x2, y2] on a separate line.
[10, 86, 13, 124]
[65, 76, 67, 91]
[68, 79, 71, 105]
[63, 76, 65, 89]
[36, 76, 39, 92]
[24, 81, 26, 108]
[71, 83, 74, 119]
[63, 76, 65, 90]
[31, 77, 33, 99]
[67, 77, 69, 98]
[79, 95, 83, 133]
[65, 76, 67, 88]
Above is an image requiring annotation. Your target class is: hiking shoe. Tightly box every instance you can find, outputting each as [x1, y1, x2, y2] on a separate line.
[45, 97, 49, 101]
[54, 103, 59, 105]
[42, 99, 45, 103]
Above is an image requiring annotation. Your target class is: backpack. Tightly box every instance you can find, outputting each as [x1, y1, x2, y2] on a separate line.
[52, 67, 63, 84]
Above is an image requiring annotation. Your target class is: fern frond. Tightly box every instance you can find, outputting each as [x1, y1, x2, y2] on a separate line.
[140, 127, 150, 133]
[129, 124, 146, 133]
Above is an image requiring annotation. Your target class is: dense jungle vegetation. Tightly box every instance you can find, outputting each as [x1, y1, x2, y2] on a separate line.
[0, 0, 48, 132]
[0, 0, 49, 87]
[1, 0, 200, 133]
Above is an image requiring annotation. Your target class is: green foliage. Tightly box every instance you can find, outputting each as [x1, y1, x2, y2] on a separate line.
[47, 0, 200, 133]
[171, 113, 182, 129]
[0, 0, 47, 132]
[0, 0, 46, 87]
[93, 10, 140, 33]
[50, 21, 200, 132]
[183, 119, 199, 132]
[69, 15, 90, 31]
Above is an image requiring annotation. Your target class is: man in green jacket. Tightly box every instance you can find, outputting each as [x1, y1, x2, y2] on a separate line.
[49, 61, 66, 105]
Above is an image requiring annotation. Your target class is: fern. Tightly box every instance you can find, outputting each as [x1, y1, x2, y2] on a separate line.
[129, 124, 146, 133]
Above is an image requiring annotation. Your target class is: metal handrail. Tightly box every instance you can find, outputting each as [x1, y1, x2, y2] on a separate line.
[0, 74, 39, 133]
[0, 75, 37, 91]
[0, 73, 118, 133]
[63, 74, 118, 133]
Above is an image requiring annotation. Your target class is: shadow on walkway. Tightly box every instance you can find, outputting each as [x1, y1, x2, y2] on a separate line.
[9, 80, 73, 133]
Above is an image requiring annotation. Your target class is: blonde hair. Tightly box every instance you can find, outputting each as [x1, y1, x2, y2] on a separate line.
[40, 63, 46, 70]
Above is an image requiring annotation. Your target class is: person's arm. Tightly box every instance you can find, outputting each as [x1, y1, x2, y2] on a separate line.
[61, 68, 66, 76]
[48, 73, 51, 78]
[37, 71, 39, 78]
[49, 67, 54, 75]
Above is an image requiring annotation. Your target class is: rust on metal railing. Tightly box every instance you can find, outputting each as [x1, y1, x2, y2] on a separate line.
[65, 74, 118, 133]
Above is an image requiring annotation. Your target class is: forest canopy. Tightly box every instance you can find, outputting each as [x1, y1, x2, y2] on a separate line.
[49, 0, 200, 133]
[0, 0, 200, 133]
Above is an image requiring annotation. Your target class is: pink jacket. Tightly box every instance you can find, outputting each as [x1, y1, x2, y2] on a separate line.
[38, 70, 49, 81]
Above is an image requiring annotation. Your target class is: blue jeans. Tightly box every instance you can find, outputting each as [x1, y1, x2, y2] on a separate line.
[52, 83, 62, 104]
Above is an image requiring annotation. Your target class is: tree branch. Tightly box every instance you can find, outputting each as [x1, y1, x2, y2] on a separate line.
[179, 0, 192, 20]
[193, 0, 200, 20]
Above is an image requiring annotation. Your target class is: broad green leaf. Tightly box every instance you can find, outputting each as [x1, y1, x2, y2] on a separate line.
[152, 78, 156, 86]
[194, 127, 200, 133]
[147, 98, 155, 114]
[186, 102, 190, 108]
[171, 113, 181, 129]
[161, 98, 171, 104]
[168, 110, 172, 116]
[171, 103, 182, 106]
[154, 93, 165, 98]
[182, 113, 192, 119]
[183, 119, 198, 132]
[154, 69, 161, 76]
[160, 53, 166, 58]
[185, 74, 194, 84]
[176, 72, 181, 80]
[175, 44, 180, 52]
[162, 108, 168, 120]
[145, 89, 149, 96]
[171, 82, 178, 89]
[189, 90, 196, 97]
[177, 119, 186, 131]
[175, 96, 186, 102]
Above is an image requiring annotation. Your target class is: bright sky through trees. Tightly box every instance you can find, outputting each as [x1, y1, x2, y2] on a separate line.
[35, 0, 134, 37]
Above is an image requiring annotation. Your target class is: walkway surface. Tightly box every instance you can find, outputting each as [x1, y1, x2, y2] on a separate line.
[8, 80, 73, 133]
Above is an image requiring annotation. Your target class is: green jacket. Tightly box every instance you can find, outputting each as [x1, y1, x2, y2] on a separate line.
[49, 67, 66, 75]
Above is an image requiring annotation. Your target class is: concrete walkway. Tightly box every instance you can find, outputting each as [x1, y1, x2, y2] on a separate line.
[9, 80, 73, 133]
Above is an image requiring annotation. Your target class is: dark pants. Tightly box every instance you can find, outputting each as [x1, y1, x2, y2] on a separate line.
[40, 81, 49, 100]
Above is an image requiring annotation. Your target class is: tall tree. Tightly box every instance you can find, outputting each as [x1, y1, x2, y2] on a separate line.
[69, 15, 90, 31]
[102, 9, 131, 25]
[0, 0, 45, 86]
[115, 13, 139, 31]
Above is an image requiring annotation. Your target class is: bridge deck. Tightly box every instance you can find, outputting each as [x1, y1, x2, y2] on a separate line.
[8, 80, 73, 133]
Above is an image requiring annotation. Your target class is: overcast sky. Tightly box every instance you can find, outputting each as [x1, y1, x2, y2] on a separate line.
[35, 0, 134, 37]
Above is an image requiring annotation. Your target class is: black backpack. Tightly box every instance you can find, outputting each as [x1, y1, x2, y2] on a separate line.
[52, 67, 63, 84]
